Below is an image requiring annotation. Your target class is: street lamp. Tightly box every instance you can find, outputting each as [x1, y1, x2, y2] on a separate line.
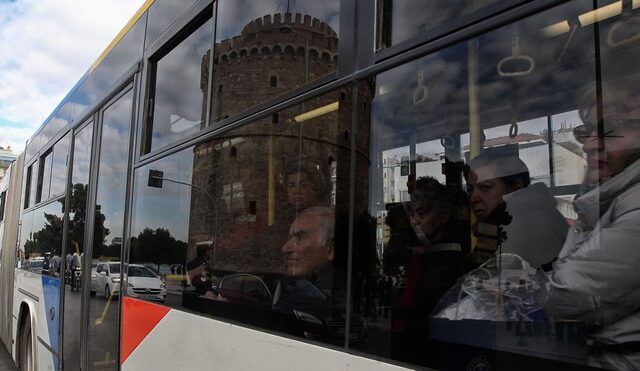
[148, 169, 218, 256]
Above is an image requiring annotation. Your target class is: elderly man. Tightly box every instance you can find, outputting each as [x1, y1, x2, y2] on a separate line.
[282, 206, 334, 287]
[465, 150, 568, 268]
[545, 81, 640, 369]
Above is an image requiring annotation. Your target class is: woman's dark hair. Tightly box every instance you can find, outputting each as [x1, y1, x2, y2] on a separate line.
[284, 162, 329, 204]
[412, 177, 468, 218]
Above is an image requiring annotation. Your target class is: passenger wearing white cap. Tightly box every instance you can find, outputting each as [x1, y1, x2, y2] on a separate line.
[465, 150, 568, 268]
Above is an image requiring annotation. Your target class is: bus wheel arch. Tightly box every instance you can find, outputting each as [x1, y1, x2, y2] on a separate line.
[17, 302, 37, 371]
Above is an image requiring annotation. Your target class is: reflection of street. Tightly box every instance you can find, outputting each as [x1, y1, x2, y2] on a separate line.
[86, 287, 119, 370]
[65, 281, 120, 369]
[63, 284, 82, 369]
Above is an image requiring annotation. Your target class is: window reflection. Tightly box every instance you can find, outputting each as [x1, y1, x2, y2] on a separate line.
[146, 18, 213, 152]
[63, 122, 93, 371]
[145, 0, 199, 47]
[146, 2, 341, 154]
[210, 0, 340, 120]
[131, 87, 360, 345]
[87, 89, 134, 370]
[353, 0, 640, 369]
[376, 0, 505, 50]
[17, 202, 65, 276]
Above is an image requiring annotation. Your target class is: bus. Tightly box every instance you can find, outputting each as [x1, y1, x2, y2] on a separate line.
[1, 0, 639, 369]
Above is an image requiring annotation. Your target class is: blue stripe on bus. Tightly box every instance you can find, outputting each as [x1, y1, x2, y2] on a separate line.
[41, 276, 60, 371]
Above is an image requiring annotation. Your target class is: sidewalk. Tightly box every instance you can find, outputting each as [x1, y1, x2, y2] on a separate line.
[0, 344, 16, 370]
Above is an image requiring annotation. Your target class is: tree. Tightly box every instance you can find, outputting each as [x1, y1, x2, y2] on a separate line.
[134, 228, 185, 272]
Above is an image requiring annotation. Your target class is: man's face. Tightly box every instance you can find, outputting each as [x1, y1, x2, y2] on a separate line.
[287, 172, 316, 209]
[282, 213, 334, 278]
[410, 197, 446, 240]
[467, 169, 512, 220]
[580, 111, 640, 182]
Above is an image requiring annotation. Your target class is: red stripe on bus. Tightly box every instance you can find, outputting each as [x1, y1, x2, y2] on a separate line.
[121, 297, 170, 364]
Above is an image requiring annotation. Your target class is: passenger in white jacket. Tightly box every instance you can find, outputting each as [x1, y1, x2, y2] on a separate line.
[546, 81, 640, 369]
[465, 150, 568, 268]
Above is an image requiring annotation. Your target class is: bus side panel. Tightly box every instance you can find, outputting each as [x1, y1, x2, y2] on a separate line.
[0, 154, 23, 355]
[13, 269, 57, 371]
[121, 298, 409, 370]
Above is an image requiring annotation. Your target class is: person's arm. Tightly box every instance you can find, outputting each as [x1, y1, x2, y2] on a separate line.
[186, 260, 205, 284]
[545, 207, 640, 326]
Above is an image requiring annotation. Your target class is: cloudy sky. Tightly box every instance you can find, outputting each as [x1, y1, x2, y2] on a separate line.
[0, 0, 145, 153]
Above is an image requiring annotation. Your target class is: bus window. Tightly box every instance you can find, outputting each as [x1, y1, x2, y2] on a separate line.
[131, 86, 355, 346]
[49, 133, 70, 198]
[209, 0, 340, 122]
[144, 18, 213, 154]
[351, 0, 623, 368]
[36, 150, 52, 204]
[375, 0, 512, 51]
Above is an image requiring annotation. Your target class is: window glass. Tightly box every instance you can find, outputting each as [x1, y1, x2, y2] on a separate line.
[23, 163, 36, 209]
[349, 0, 640, 368]
[71, 16, 145, 124]
[63, 122, 93, 371]
[376, 0, 507, 50]
[210, 0, 340, 122]
[145, 0, 199, 47]
[128, 266, 156, 278]
[0, 190, 6, 221]
[41, 99, 74, 148]
[87, 89, 134, 370]
[145, 18, 213, 153]
[37, 151, 53, 203]
[35, 131, 69, 204]
[28, 163, 38, 209]
[23, 201, 64, 275]
[131, 87, 353, 346]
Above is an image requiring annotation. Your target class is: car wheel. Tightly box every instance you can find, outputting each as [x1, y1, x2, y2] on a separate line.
[19, 314, 33, 371]
[105, 284, 111, 299]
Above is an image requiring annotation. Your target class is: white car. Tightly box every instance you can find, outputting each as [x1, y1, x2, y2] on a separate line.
[91, 262, 122, 298]
[126, 265, 167, 303]
[91, 262, 166, 303]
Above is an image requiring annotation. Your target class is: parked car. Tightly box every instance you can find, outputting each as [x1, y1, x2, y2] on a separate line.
[91, 262, 121, 298]
[90, 262, 166, 303]
[126, 265, 167, 303]
[213, 273, 367, 344]
[26, 258, 44, 274]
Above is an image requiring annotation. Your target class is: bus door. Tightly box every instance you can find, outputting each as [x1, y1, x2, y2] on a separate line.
[62, 119, 94, 371]
[61, 82, 136, 371]
[84, 84, 135, 370]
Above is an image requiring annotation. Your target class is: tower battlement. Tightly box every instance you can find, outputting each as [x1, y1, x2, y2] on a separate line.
[214, 13, 338, 61]
[242, 13, 337, 38]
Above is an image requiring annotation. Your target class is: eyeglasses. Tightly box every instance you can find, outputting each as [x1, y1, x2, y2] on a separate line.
[573, 119, 640, 143]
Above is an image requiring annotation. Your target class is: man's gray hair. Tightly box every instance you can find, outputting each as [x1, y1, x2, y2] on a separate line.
[299, 206, 335, 246]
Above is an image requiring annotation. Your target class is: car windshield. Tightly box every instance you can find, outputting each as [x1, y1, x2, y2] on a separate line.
[108, 263, 121, 274]
[128, 266, 157, 278]
[280, 279, 327, 301]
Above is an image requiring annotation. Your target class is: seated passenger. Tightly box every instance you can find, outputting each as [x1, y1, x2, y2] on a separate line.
[186, 243, 214, 297]
[284, 162, 330, 213]
[281, 206, 334, 289]
[545, 81, 640, 369]
[389, 176, 468, 367]
[465, 151, 568, 268]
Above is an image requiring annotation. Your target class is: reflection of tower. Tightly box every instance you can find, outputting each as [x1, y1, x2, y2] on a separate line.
[210, 13, 338, 121]
[188, 14, 369, 272]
